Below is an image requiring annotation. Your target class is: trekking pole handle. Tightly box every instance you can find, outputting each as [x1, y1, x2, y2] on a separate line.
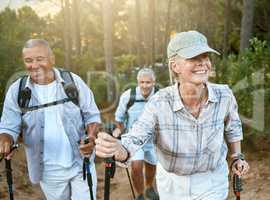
[233, 174, 242, 200]
[10, 144, 19, 152]
[0, 144, 19, 163]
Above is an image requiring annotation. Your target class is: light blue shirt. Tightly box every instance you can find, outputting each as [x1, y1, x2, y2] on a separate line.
[33, 80, 73, 170]
[0, 68, 101, 184]
[115, 86, 155, 129]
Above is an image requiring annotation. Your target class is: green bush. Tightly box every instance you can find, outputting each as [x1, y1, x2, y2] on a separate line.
[216, 38, 270, 135]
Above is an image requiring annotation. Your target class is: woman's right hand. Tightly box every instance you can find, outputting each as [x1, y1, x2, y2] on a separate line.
[95, 132, 128, 162]
[112, 128, 122, 138]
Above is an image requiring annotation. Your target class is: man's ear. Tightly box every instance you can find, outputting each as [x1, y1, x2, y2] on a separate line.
[50, 54, 55, 65]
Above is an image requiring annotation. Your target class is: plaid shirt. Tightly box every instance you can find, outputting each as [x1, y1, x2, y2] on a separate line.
[121, 82, 243, 175]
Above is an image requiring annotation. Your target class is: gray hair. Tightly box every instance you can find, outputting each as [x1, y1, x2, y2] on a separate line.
[137, 68, 156, 81]
[23, 39, 53, 56]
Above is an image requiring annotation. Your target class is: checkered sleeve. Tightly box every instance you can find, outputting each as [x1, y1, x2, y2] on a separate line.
[224, 89, 243, 143]
[121, 96, 158, 159]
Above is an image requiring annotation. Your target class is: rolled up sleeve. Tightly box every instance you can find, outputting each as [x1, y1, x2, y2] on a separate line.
[224, 90, 243, 143]
[121, 96, 157, 160]
[0, 82, 21, 142]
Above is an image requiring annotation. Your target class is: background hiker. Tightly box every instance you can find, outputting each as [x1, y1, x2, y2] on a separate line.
[0, 39, 101, 200]
[113, 68, 159, 200]
[95, 30, 249, 200]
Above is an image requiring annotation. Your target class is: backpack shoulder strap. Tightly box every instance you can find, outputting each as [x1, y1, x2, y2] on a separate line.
[58, 68, 79, 106]
[154, 85, 159, 93]
[17, 75, 31, 109]
[125, 86, 136, 112]
[125, 85, 159, 113]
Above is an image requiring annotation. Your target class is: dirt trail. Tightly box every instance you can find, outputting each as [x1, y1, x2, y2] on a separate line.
[0, 148, 269, 200]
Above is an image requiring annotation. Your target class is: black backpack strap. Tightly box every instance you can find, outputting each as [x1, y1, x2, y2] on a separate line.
[17, 75, 31, 110]
[126, 86, 136, 112]
[154, 85, 159, 93]
[17, 69, 80, 114]
[124, 85, 158, 126]
[58, 68, 79, 106]
[125, 85, 159, 114]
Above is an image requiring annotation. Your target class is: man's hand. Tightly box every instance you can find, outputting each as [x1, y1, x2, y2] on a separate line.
[79, 136, 95, 157]
[95, 132, 128, 162]
[0, 133, 14, 160]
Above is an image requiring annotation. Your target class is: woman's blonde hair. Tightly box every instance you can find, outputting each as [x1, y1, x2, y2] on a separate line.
[168, 55, 185, 83]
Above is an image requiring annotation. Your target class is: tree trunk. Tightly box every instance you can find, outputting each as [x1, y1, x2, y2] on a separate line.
[162, 0, 172, 68]
[240, 0, 255, 52]
[149, 0, 156, 67]
[62, 0, 72, 69]
[136, 0, 143, 66]
[102, 0, 114, 102]
[223, 0, 231, 56]
[72, 0, 81, 56]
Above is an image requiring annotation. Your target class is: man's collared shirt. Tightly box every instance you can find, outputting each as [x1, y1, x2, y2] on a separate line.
[121, 82, 243, 175]
[0, 68, 101, 184]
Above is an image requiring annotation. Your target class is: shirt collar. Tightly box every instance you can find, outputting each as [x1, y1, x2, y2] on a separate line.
[25, 68, 64, 89]
[205, 82, 218, 103]
[172, 83, 185, 112]
[171, 82, 218, 112]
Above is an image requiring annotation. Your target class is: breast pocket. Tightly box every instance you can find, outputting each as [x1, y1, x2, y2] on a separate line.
[206, 122, 224, 153]
[21, 111, 41, 146]
[199, 121, 225, 170]
[62, 102, 85, 139]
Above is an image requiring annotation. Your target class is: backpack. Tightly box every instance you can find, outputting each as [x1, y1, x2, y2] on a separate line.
[125, 85, 159, 114]
[17, 68, 79, 114]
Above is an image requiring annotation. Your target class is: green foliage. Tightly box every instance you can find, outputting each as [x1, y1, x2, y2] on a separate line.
[114, 54, 136, 74]
[0, 1, 269, 134]
[216, 38, 270, 134]
[0, 7, 44, 111]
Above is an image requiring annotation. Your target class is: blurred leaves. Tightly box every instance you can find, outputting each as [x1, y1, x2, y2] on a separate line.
[0, 0, 269, 135]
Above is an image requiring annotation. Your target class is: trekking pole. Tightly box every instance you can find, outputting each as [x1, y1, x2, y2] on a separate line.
[79, 138, 94, 200]
[125, 168, 135, 199]
[233, 174, 242, 200]
[83, 156, 94, 200]
[104, 155, 115, 200]
[103, 123, 116, 200]
[116, 128, 135, 200]
[1, 144, 19, 200]
[5, 159, 14, 200]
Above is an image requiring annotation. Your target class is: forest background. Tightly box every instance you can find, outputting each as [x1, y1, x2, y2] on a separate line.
[0, 0, 269, 199]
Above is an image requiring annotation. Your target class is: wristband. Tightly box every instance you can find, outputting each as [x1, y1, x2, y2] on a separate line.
[231, 152, 245, 160]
